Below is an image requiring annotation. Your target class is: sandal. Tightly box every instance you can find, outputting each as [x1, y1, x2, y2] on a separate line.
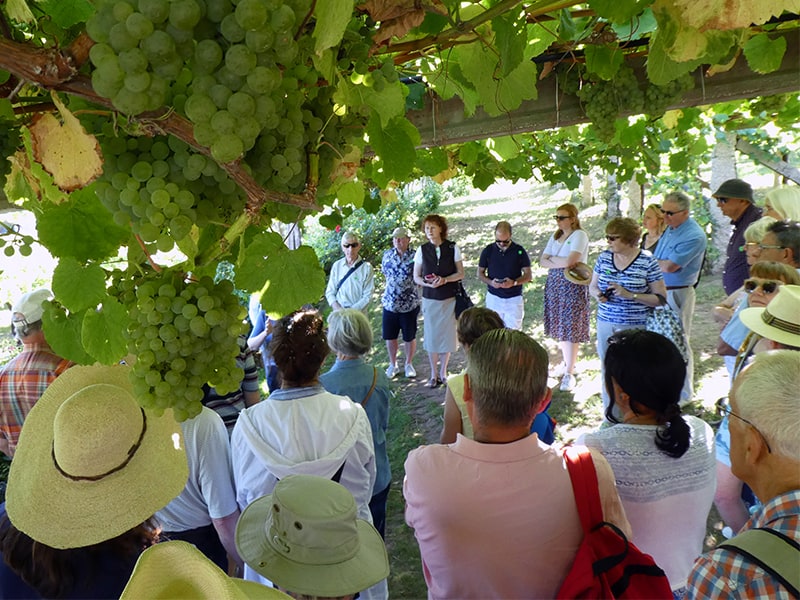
[426, 378, 438, 388]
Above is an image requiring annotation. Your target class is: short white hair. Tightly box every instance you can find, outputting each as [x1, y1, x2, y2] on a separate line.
[733, 350, 800, 460]
[327, 309, 372, 357]
[341, 231, 359, 245]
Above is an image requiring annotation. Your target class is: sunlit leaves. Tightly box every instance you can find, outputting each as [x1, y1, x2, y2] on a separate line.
[584, 45, 623, 80]
[367, 115, 420, 181]
[37, 0, 95, 29]
[589, 0, 654, 24]
[313, 0, 353, 54]
[744, 33, 787, 74]
[52, 257, 106, 312]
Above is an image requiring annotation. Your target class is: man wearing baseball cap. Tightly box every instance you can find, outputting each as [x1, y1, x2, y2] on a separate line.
[712, 179, 762, 294]
[0, 288, 72, 457]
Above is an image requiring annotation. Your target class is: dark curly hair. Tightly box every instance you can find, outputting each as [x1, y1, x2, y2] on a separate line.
[270, 309, 330, 386]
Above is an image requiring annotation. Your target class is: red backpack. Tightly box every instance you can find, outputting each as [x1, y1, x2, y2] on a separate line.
[556, 446, 673, 599]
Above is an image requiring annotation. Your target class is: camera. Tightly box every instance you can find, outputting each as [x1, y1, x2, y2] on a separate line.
[600, 288, 615, 300]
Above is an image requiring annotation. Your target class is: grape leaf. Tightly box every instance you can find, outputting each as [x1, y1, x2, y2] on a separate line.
[258, 245, 327, 318]
[744, 33, 787, 74]
[28, 94, 103, 192]
[337, 180, 365, 208]
[589, 0, 653, 24]
[6, 0, 35, 24]
[367, 115, 419, 181]
[18, 128, 68, 205]
[37, 0, 95, 29]
[658, 0, 800, 31]
[416, 147, 449, 175]
[36, 187, 129, 261]
[646, 28, 704, 85]
[41, 302, 94, 364]
[487, 136, 520, 160]
[312, 49, 336, 84]
[313, 0, 353, 54]
[81, 298, 128, 365]
[492, 14, 525, 76]
[584, 44, 624, 81]
[334, 78, 406, 127]
[613, 8, 658, 39]
[52, 257, 106, 312]
[496, 60, 538, 113]
[0, 99, 13, 119]
[236, 231, 286, 292]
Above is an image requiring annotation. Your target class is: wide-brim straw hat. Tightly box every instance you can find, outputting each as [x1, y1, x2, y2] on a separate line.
[236, 474, 389, 598]
[6, 364, 188, 549]
[565, 262, 592, 286]
[740, 284, 800, 348]
[120, 541, 290, 600]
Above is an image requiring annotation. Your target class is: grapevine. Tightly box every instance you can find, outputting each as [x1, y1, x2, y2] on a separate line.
[577, 65, 644, 141]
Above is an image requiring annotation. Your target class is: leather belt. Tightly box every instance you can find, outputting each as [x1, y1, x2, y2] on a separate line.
[666, 285, 690, 290]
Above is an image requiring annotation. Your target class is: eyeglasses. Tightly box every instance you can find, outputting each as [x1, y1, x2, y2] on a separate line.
[739, 242, 759, 252]
[495, 238, 512, 246]
[554, 215, 571, 221]
[660, 209, 687, 216]
[606, 235, 620, 242]
[716, 197, 730, 204]
[720, 404, 772, 454]
[744, 278, 781, 294]
[342, 243, 360, 248]
[757, 243, 785, 251]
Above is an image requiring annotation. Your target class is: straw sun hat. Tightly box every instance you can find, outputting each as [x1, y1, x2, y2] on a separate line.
[740, 284, 800, 348]
[121, 541, 290, 600]
[6, 364, 188, 549]
[236, 474, 389, 598]
[564, 262, 592, 286]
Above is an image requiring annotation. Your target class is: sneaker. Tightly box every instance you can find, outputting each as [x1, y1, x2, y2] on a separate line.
[559, 373, 576, 392]
[385, 364, 399, 378]
[405, 363, 417, 378]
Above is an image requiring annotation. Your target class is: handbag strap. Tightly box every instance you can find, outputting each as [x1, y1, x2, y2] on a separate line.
[361, 367, 378, 407]
[335, 260, 364, 295]
[563, 446, 603, 534]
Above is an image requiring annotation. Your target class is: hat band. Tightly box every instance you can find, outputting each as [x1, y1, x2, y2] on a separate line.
[51, 408, 148, 481]
[762, 308, 800, 336]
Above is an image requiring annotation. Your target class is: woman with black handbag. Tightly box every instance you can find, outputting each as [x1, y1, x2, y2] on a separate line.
[413, 214, 464, 388]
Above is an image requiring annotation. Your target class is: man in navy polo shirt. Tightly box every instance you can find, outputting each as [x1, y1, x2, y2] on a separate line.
[477, 221, 532, 330]
[712, 178, 762, 295]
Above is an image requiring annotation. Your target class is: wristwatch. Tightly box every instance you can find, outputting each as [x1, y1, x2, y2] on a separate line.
[632, 293, 638, 300]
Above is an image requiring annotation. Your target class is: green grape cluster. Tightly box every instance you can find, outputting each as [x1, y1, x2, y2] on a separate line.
[94, 124, 246, 252]
[121, 270, 247, 421]
[643, 73, 695, 119]
[578, 66, 644, 141]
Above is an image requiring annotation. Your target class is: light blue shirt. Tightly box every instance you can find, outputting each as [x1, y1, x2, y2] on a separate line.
[320, 358, 392, 493]
[653, 218, 707, 287]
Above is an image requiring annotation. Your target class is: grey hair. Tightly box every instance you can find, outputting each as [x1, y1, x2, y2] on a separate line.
[467, 329, 549, 427]
[765, 187, 800, 221]
[327, 308, 373, 357]
[744, 216, 777, 243]
[341, 231, 359, 245]
[733, 350, 800, 460]
[664, 190, 691, 211]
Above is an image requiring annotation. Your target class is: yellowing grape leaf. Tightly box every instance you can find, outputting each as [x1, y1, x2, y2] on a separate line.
[6, 0, 35, 24]
[653, 0, 800, 32]
[29, 93, 102, 192]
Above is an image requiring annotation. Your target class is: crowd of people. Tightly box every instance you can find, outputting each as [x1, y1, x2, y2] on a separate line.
[0, 182, 798, 599]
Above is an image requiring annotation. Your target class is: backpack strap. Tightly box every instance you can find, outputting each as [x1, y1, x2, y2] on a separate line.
[719, 528, 800, 597]
[562, 446, 603, 533]
[335, 260, 364, 295]
[361, 367, 378, 407]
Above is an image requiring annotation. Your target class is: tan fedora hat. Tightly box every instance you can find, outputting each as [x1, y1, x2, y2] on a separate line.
[565, 262, 592, 286]
[740, 284, 800, 348]
[6, 364, 188, 549]
[121, 541, 290, 599]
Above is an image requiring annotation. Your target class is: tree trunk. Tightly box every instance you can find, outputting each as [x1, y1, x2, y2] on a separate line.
[708, 133, 737, 274]
[626, 178, 643, 218]
[604, 161, 621, 219]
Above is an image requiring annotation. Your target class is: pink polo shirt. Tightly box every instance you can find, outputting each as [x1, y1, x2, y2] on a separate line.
[404, 435, 630, 600]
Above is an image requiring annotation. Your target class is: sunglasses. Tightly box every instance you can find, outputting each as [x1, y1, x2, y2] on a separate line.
[720, 404, 772, 454]
[495, 239, 512, 246]
[342, 243, 360, 248]
[744, 278, 781, 294]
[715, 197, 730, 204]
[554, 215, 571, 221]
[660, 209, 687, 216]
[606, 235, 620, 242]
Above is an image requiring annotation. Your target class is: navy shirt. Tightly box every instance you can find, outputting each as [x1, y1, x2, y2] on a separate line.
[478, 241, 531, 299]
[723, 203, 762, 295]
